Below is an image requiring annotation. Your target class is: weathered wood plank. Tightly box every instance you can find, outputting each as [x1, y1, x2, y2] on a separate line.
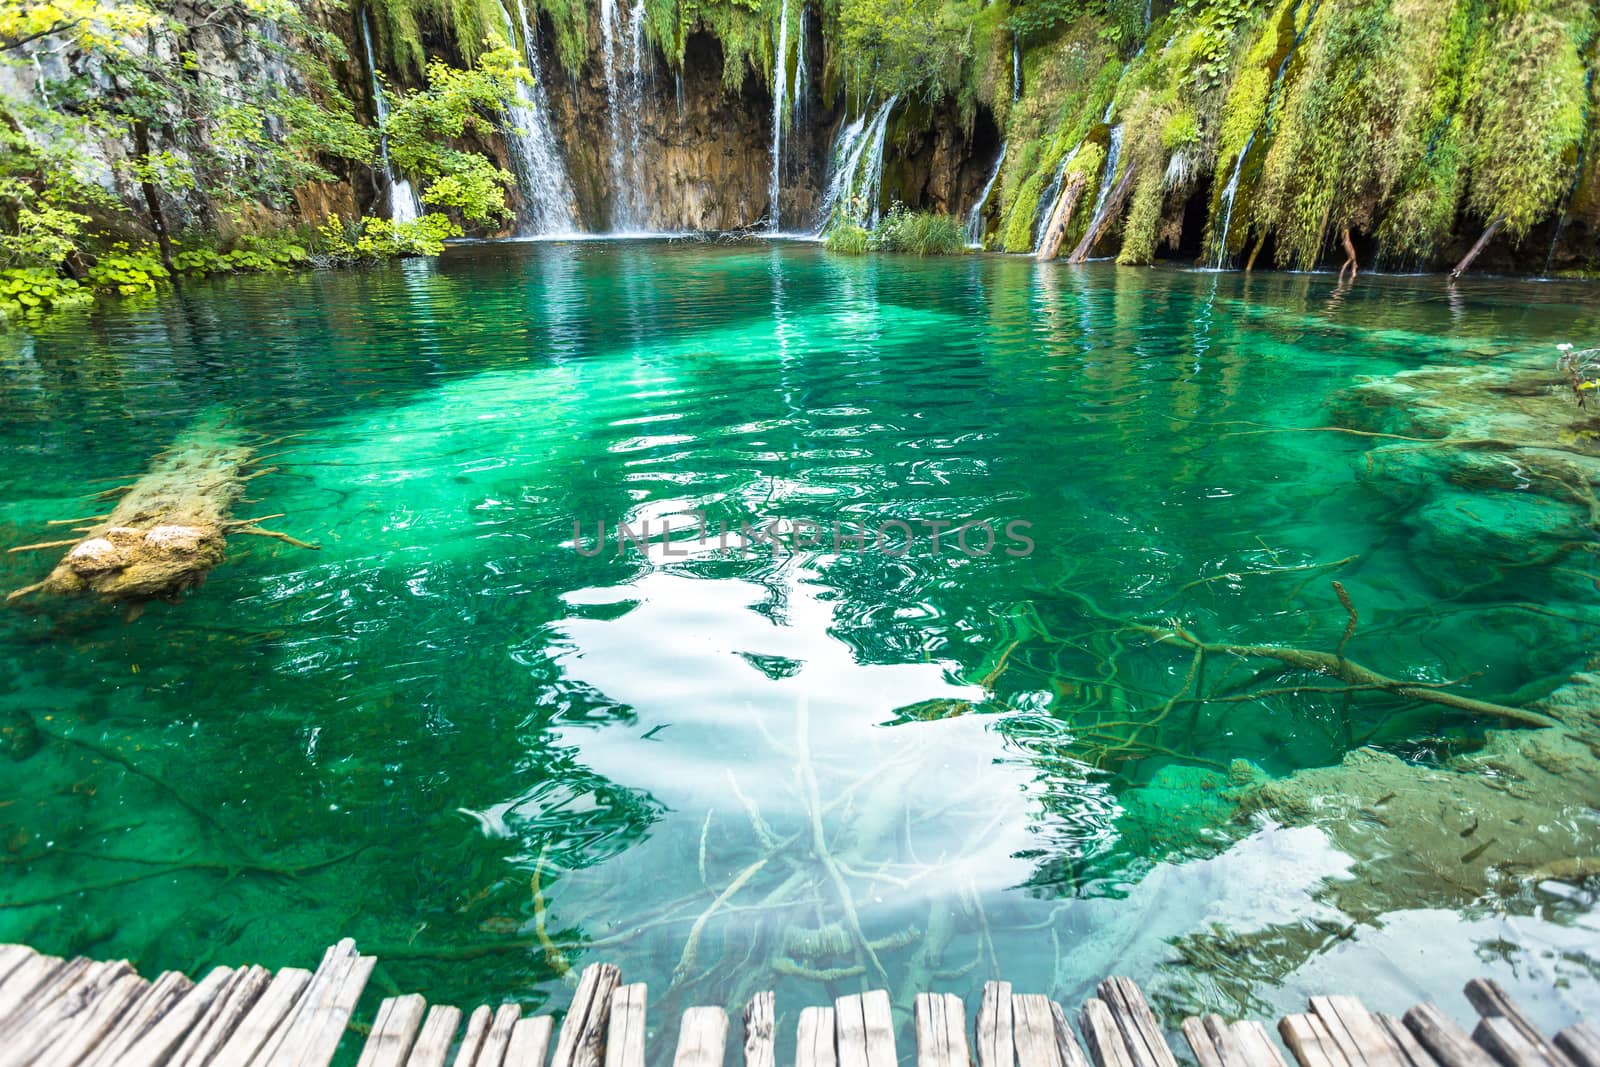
[2, 958, 130, 1064]
[916, 992, 970, 1067]
[1463, 980, 1573, 1067]
[81, 969, 196, 1067]
[1375, 1015, 1439, 1067]
[1052, 1001, 1095, 1067]
[550, 963, 622, 1067]
[1474, 1017, 1558, 1067]
[797, 1006, 837, 1067]
[406, 1005, 465, 1067]
[478, 1004, 525, 1067]
[168, 964, 274, 1067]
[1404, 1005, 1495, 1067]
[273, 948, 376, 1067]
[1081, 999, 1138, 1067]
[1198, 1017, 1250, 1067]
[1281, 1013, 1352, 1067]
[1233, 1020, 1291, 1067]
[1098, 977, 1180, 1067]
[245, 939, 361, 1067]
[1311, 995, 1405, 1067]
[1015, 994, 1065, 1067]
[837, 994, 870, 1067]
[605, 984, 648, 1067]
[356, 994, 429, 1067]
[0, 955, 90, 1041]
[1554, 1025, 1600, 1067]
[33, 971, 150, 1067]
[744, 991, 776, 1067]
[977, 982, 1015, 1067]
[208, 965, 314, 1067]
[0, 949, 62, 1028]
[506, 1015, 555, 1067]
[675, 1005, 730, 1067]
[0, 946, 36, 990]
[862, 989, 897, 1067]
[1184, 1019, 1226, 1067]
[453, 1005, 495, 1067]
[118, 964, 239, 1067]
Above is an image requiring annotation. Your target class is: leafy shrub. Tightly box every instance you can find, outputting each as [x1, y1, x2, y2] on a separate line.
[86, 244, 167, 294]
[172, 234, 310, 275]
[0, 267, 91, 317]
[312, 213, 461, 266]
[824, 224, 871, 254]
[873, 204, 965, 255]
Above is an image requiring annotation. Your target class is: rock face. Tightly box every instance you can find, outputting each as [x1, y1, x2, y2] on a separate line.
[533, 14, 839, 232]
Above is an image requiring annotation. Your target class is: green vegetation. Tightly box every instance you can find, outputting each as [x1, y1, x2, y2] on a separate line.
[824, 204, 965, 255]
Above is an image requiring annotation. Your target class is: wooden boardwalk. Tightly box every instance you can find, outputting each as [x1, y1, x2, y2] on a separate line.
[0, 940, 1593, 1067]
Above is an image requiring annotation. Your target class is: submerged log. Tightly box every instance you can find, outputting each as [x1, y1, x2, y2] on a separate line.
[1067, 161, 1138, 264]
[1034, 172, 1088, 262]
[7, 416, 315, 607]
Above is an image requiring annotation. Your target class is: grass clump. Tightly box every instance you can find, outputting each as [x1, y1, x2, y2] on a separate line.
[874, 204, 966, 254]
[824, 224, 872, 254]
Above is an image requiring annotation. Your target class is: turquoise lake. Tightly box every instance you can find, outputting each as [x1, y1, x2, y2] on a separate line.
[2, 242, 1597, 1048]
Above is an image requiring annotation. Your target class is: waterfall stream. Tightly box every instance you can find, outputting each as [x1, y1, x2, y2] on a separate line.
[1209, 132, 1253, 268]
[599, 0, 650, 230]
[769, 0, 790, 232]
[814, 96, 898, 231]
[500, 0, 578, 235]
[966, 142, 1006, 247]
[1078, 125, 1124, 251]
[360, 11, 421, 225]
[1030, 142, 1081, 254]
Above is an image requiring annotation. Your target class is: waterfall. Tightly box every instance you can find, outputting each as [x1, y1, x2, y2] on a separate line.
[1030, 143, 1081, 254]
[499, 0, 578, 235]
[814, 96, 898, 231]
[965, 142, 1006, 247]
[360, 11, 421, 224]
[793, 6, 808, 125]
[598, 0, 649, 230]
[1077, 125, 1124, 251]
[769, 0, 790, 232]
[1012, 35, 1021, 101]
[1209, 132, 1252, 268]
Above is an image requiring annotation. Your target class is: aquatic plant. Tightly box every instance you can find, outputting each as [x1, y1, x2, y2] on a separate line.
[872, 204, 966, 254]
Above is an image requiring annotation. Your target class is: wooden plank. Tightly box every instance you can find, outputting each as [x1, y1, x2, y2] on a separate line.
[1015, 994, 1065, 1067]
[917, 992, 970, 1067]
[838, 995, 870, 1067]
[209, 966, 314, 1067]
[256, 943, 374, 1067]
[1098, 978, 1180, 1067]
[356, 994, 429, 1067]
[797, 1006, 837, 1067]
[862, 990, 897, 1067]
[977, 982, 1016, 1067]
[1404, 1005, 1495, 1067]
[118, 964, 239, 1067]
[550, 963, 622, 1067]
[0, 955, 90, 1040]
[1184, 1019, 1226, 1067]
[1234, 1021, 1291, 1067]
[0, 949, 61, 1026]
[1281, 1014, 1352, 1067]
[506, 1015, 555, 1067]
[1463, 981, 1573, 1067]
[1311, 995, 1405, 1067]
[1376, 1015, 1439, 1067]
[81, 970, 196, 1067]
[406, 1005, 465, 1067]
[1474, 1018, 1558, 1067]
[1051, 1001, 1094, 1067]
[1555, 1026, 1600, 1067]
[1197, 1018, 1249, 1067]
[169, 964, 274, 1067]
[34, 971, 150, 1067]
[479, 1004, 525, 1067]
[606, 984, 648, 1067]
[744, 991, 776, 1067]
[1081, 999, 1138, 1067]
[453, 1005, 496, 1067]
[0, 946, 36, 989]
[675, 1005, 730, 1067]
[2, 958, 128, 1063]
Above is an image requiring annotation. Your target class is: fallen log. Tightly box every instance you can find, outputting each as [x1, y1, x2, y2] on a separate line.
[1034, 171, 1088, 261]
[1449, 215, 1505, 280]
[1067, 160, 1138, 263]
[8, 414, 316, 607]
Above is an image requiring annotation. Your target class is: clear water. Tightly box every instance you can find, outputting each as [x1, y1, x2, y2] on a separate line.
[2, 245, 1598, 1048]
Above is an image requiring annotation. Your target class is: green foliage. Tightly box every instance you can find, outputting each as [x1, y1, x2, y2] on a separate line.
[86, 245, 168, 294]
[824, 223, 872, 253]
[313, 213, 462, 265]
[384, 47, 526, 224]
[837, 0, 973, 100]
[171, 234, 311, 275]
[872, 203, 966, 253]
[0, 267, 90, 318]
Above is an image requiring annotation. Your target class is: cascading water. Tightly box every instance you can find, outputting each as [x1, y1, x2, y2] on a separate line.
[499, 0, 579, 235]
[768, 0, 790, 232]
[598, 0, 650, 230]
[1012, 35, 1022, 101]
[1079, 125, 1124, 249]
[814, 96, 897, 231]
[359, 10, 421, 225]
[793, 7, 808, 126]
[1030, 143, 1081, 254]
[966, 142, 1007, 247]
[1209, 132, 1253, 268]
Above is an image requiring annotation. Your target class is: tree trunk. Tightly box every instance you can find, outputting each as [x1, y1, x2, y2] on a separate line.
[1450, 216, 1505, 280]
[1245, 231, 1266, 272]
[1067, 161, 1138, 264]
[131, 118, 176, 277]
[1337, 226, 1358, 283]
[1034, 172, 1087, 261]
